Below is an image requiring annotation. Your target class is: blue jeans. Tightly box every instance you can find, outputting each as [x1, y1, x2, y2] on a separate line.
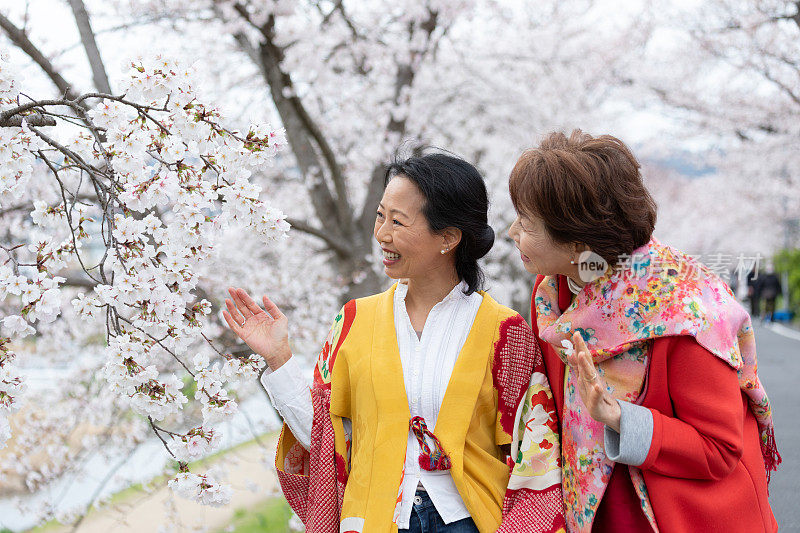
[398, 491, 479, 533]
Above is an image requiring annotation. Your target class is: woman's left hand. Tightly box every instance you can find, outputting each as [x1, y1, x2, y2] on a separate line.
[567, 331, 622, 432]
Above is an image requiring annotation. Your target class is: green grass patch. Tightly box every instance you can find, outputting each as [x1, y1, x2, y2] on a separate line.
[217, 498, 293, 533]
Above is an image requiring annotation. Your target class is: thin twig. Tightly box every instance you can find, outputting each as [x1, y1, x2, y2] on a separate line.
[149, 417, 176, 458]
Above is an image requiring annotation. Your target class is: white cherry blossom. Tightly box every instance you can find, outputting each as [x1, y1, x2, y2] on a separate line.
[0, 52, 289, 509]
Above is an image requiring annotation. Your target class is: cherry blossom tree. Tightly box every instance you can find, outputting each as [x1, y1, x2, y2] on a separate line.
[100, 0, 657, 308]
[627, 0, 800, 254]
[0, 46, 291, 513]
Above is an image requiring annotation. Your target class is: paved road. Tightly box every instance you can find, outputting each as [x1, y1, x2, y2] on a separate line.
[757, 324, 800, 531]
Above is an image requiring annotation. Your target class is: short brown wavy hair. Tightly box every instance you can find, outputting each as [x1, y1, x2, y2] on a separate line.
[509, 130, 657, 265]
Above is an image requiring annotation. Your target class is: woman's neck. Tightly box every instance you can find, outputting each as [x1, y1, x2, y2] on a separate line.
[564, 265, 587, 289]
[404, 268, 461, 313]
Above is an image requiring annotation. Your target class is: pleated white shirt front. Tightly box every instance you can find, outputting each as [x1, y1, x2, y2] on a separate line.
[392, 280, 483, 528]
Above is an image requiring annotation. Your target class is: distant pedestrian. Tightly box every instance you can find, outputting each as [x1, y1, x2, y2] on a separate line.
[729, 268, 739, 297]
[747, 269, 762, 319]
[760, 267, 782, 323]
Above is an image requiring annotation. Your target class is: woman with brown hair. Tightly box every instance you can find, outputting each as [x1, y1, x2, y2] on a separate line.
[505, 130, 780, 532]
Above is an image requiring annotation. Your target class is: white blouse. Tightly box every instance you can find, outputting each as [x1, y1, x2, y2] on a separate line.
[261, 281, 483, 529]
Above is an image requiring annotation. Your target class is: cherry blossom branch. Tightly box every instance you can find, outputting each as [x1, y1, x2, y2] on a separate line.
[0, 112, 56, 127]
[43, 154, 103, 284]
[26, 126, 115, 191]
[1, 53, 288, 509]
[115, 315, 195, 378]
[228, 6, 348, 232]
[149, 417, 177, 458]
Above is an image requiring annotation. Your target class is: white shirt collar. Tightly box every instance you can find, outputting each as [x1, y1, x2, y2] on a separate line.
[394, 280, 470, 304]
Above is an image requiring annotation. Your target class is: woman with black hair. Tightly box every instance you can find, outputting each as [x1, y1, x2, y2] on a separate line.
[223, 154, 564, 533]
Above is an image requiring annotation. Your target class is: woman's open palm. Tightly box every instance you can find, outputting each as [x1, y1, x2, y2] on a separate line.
[567, 331, 622, 432]
[222, 287, 291, 368]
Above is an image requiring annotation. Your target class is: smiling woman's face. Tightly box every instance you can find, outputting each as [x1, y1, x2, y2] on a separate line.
[507, 212, 575, 276]
[373, 176, 455, 281]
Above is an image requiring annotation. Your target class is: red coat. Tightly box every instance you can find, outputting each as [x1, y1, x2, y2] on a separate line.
[532, 276, 778, 533]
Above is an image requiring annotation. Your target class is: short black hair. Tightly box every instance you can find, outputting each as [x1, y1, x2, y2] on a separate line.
[385, 153, 494, 295]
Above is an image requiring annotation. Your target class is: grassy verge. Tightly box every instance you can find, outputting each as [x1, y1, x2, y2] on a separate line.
[216, 498, 293, 533]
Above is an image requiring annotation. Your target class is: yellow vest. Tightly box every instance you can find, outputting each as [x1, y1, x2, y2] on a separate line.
[277, 284, 522, 532]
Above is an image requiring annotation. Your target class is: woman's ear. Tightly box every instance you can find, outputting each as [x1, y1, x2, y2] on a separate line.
[572, 242, 590, 256]
[442, 228, 462, 251]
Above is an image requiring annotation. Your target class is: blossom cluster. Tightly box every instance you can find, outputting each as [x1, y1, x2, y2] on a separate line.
[0, 338, 24, 449]
[91, 58, 284, 501]
[0, 266, 65, 449]
[0, 53, 287, 502]
[0, 51, 38, 205]
[168, 425, 221, 462]
[168, 468, 233, 507]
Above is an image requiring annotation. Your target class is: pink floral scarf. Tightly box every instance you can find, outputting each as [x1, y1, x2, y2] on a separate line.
[534, 238, 780, 532]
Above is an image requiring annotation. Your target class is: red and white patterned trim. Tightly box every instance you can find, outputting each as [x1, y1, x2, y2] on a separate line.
[499, 484, 566, 533]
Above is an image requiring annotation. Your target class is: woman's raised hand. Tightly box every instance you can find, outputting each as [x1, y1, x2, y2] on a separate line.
[567, 331, 622, 432]
[223, 287, 292, 370]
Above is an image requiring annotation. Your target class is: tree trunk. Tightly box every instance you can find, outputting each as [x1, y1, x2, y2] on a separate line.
[67, 0, 112, 94]
[224, 7, 440, 305]
[336, 249, 385, 303]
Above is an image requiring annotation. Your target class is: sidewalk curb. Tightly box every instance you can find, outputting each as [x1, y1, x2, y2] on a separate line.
[765, 323, 800, 343]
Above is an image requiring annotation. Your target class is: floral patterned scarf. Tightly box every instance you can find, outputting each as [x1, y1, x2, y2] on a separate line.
[534, 238, 780, 532]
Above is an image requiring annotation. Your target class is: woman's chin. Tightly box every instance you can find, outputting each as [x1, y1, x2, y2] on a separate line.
[521, 261, 539, 275]
[384, 267, 403, 278]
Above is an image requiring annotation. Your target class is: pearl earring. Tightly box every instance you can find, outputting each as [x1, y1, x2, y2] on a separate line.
[570, 259, 577, 265]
